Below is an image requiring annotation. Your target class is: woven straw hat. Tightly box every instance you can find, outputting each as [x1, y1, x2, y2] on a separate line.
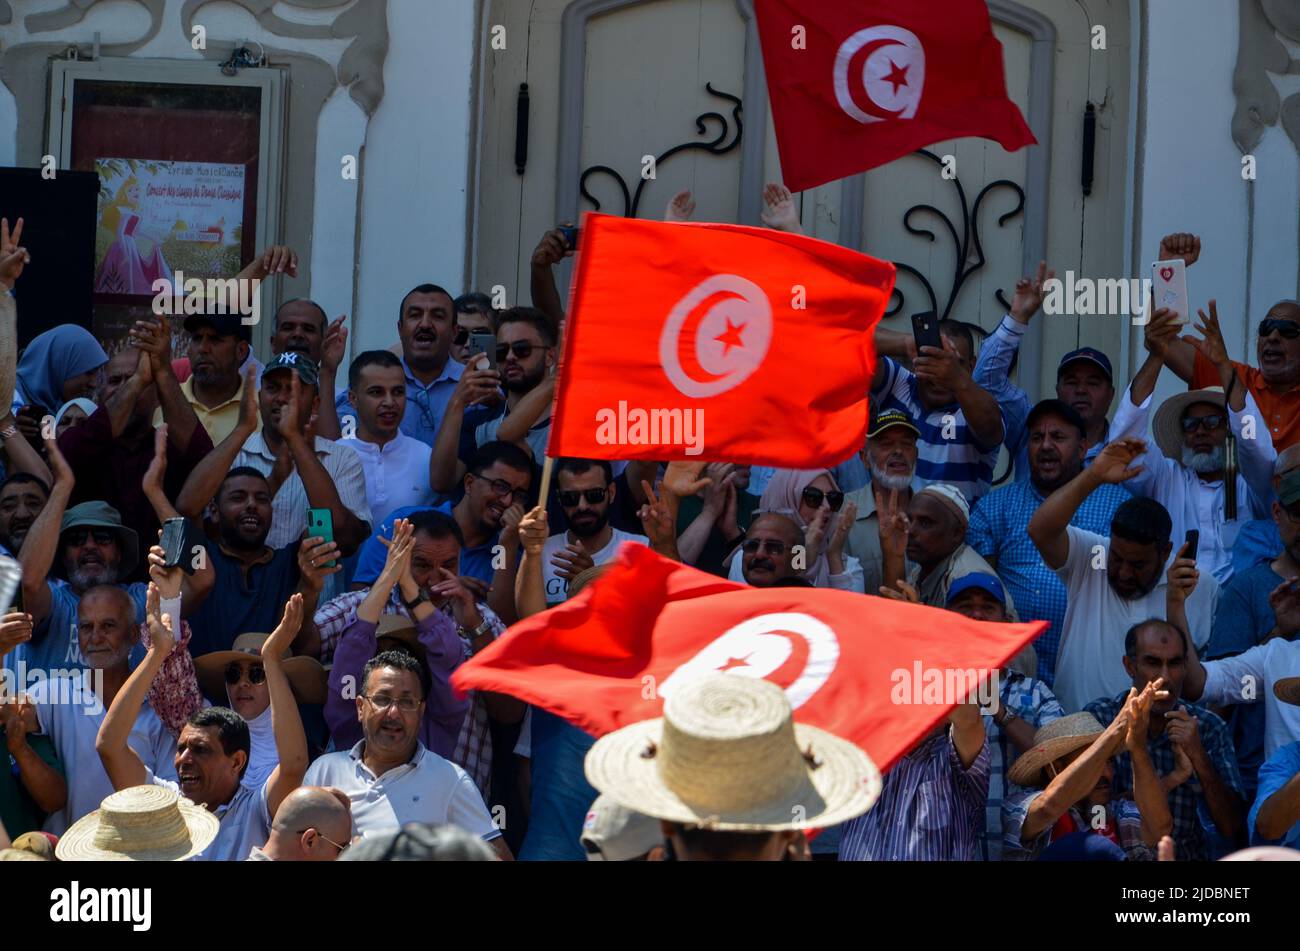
[584, 674, 881, 831]
[568, 563, 611, 597]
[55, 785, 219, 861]
[194, 632, 328, 705]
[1151, 387, 1226, 461]
[1274, 677, 1300, 707]
[374, 613, 420, 651]
[1007, 712, 1105, 787]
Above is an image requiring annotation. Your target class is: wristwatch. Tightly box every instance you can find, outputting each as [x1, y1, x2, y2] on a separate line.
[401, 591, 431, 612]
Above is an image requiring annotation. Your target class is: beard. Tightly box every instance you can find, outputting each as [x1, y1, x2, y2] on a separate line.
[1181, 445, 1225, 473]
[568, 508, 610, 538]
[69, 563, 117, 589]
[870, 463, 914, 492]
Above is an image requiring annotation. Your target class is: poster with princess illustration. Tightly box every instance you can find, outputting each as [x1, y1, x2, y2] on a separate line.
[93, 158, 246, 296]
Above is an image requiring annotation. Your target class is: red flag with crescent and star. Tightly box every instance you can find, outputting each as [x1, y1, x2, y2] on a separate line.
[452, 544, 1047, 772]
[547, 212, 894, 467]
[754, 0, 1037, 192]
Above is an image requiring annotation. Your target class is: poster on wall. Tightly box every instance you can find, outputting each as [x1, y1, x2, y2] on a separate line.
[93, 158, 246, 297]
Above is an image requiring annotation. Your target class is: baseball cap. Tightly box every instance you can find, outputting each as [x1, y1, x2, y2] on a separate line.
[1026, 398, 1088, 439]
[580, 794, 665, 861]
[1057, 347, 1113, 382]
[262, 351, 320, 388]
[946, 571, 1008, 608]
[1280, 470, 1300, 507]
[868, 408, 920, 440]
[183, 313, 253, 342]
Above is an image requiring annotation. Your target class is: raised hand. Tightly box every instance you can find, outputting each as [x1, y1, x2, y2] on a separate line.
[1187, 299, 1231, 371]
[1, 693, 37, 754]
[321, 315, 349, 374]
[551, 540, 594, 582]
[803, 506, 831, 557]
[129, 315, 173, 376]
[43, 436, 73, 487]
[1142, 306, 1183, 360]
[1090, 438, 1147, 485]
[275, 372, 305, 443]
[637, 480, 676, 550]
[143, 424, 168, 499]
[913, 336, 970, 390]
[498, 503, 526, 554]
[1159, 233, 1201, 268]
[531, 227, 573, 269]
[700, 465, 734, 520]
[1010, 260, 1055, 323]
[429, 567, 479, 628]
[298, 532, 343, 593]
[147, 543, 182, 600]
[451, 364, 501, 408]
[879, 579, 920, 603]
[661, 461, 711, 498]
[519, 505, 548, 557]
[1121, 678, 1165, 754]
[760, 183, 802, 234]
[0, 217, 29, 290]
[1267, 578, 1300, 638]
[144, 581, 177, 659]
[265, 592, 304, 662]
[877, 488, 909, 562]
[256, 245, 299, 278]
[1166, 541, 1200, 609]
[664, 189, 696, 223]
[828, 500, 857, 561]
[238, 364, 260, 434]
[374, 518, 415, 592]
[1163, 708, 1204, 762]
[0, 611, 33, 658]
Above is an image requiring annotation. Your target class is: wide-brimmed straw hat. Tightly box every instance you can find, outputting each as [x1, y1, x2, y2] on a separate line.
[1152, 387, 1226, 462]
[1274, 677, 1300, 707]
[55, 785, 219, 861]
[194, 632, 328, 705]
[1007, 712, 1106, 787]
[584, 674, 881, 831]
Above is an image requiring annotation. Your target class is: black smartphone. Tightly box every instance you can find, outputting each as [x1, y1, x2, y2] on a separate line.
[307, 508, 337, 568]
[911, 311, 942, 354]
[160, 517, 196, 576]
[559, 225, 579, 251]
[1183, 529, 1200, 562]
[467, 332, 498, 370]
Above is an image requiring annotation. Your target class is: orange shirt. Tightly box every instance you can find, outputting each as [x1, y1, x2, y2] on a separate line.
[1192, 351, 1300, 453]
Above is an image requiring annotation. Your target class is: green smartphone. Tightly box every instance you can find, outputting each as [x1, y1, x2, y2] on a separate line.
[306, 508, 337, 568]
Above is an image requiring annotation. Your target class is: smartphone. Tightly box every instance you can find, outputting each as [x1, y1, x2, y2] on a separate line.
[559, 225, 579, 251]
[0, 555, 21, 615]
[307, 508, 337, 568]
[1152, 259, 1190, 325]
[160, 517, 195, 576]
[911, 311, 942, 354]
[467, 332, 498, 371]
[1183, 529, 1200, 562]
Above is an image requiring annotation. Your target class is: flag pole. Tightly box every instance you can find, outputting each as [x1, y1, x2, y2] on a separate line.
[537, 455, 555, 511]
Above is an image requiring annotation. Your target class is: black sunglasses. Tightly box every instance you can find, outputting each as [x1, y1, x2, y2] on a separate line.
[1259, 319, 1300, 340]
[1181, 414, 1225, 433]
[224, 663, 266, 686]
[741, 538, 787, 556]
[469, 473, 526, 503]
[496, 342, 548, 361]
[558, 488, 608, 507]
[66, 529, 117, 547]
[801, 487, 844, 512]
[453, 329, 471, 346]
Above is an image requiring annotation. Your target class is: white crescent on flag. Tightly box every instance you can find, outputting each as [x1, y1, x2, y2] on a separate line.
[833, 25, 926, 124]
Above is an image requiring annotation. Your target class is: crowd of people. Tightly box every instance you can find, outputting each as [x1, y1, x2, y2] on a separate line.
[0, 193, 1299, 863]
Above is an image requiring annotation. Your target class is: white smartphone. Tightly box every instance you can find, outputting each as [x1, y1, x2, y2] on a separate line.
[1152, 259, 1190, 325]
[0, 555, 21, 614]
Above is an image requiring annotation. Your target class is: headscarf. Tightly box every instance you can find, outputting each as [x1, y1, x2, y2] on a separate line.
[15, 326, 108, 412]
[53, 397, 98, 430]
[756, 467, 840, 587]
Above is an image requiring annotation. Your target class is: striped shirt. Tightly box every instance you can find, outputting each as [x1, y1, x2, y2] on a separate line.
[966, 478, 1129, 684]
[838, 727, 989, 861]
[1001, 791, 1151, 861]
[871, 357, 1004, 504]
[982, 672, 1064, 861]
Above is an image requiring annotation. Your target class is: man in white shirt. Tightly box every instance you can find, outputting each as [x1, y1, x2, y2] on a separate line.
[97, 585, 310, 861]
[303, 650, 509, 858]
[338, 350, 434, 527]
[1029, 439, 1219, 712]
[542, 459, 649, 606]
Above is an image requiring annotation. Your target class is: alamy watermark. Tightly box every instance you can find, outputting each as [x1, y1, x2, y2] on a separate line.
[594, 400, 704, 456]
[1042, 272, 1155, 325]
[150, 271, 262, 326]
[1, 664, 106, 715]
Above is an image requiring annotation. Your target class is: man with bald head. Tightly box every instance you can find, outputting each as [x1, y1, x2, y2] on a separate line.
[739, 513, 804, 588]
[249, 786, 353, 861]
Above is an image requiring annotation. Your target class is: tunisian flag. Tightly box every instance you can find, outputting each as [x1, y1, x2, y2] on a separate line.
[754, 0, 1037, 192]
[548, 213, 894, 468]
[453, 545, 1046, 772]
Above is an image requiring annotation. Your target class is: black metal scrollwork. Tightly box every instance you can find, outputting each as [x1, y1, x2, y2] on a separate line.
[579, 83, 743, 219]
[884, 149, 1026, 323]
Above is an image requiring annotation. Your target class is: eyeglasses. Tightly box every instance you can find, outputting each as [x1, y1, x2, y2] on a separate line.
[801, 487, 845, 511]
[469, 473, 527, 503]
[66, 529, 116, 547]
[1258, 319, 1300, 340]
[1180, 415, 1225, 433]
[225, 663, 266, 686]
[741, 538, 788, 556]
[362, 693, 422, 714]
[496, 342, 548, 362]
[558, 488, 608, 507]
[299, 828, 349, 855]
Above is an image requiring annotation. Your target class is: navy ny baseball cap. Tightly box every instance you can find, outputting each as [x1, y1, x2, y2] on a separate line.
[1057, 347, 1113, 382]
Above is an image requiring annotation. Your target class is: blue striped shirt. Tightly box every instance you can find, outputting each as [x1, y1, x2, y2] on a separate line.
[838, 728, 989, 861]
[871, 357, 1004, 504]
[966, 478, 1129, 685]
[982, 672, 1064, 861]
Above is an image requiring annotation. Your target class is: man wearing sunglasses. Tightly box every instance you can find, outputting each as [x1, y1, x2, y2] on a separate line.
[1117, 304, 1278, 584]
[449, 293, 498, 366]
[249, 785, 353, 861]
[738, 514, 804, 588]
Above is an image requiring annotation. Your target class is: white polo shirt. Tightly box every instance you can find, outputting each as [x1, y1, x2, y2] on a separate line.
[1201, 638, 1300, 759]
[30, 674, 177, 834]
[302, 740, 499, 841]
[149, 772, 271, 861]
[338, 433, 435, 527]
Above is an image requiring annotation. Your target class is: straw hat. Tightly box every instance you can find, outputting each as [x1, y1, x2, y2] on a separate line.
[584, 674, 881, 831]
[55, 785, 219, 861]
[1151, 387, 1226, 461]
[1007, 712, 1105, 787]
[1274, 677, 1300, 707]
[194, 633, 328, 705]
[375, 613, 420, 652]
[568, 563, 611, 597]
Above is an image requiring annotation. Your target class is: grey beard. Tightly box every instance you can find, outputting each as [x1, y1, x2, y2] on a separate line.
[70, 564, 118, 589]
[870, 464, 914, 492]
[1181, 445, 1225, 474]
